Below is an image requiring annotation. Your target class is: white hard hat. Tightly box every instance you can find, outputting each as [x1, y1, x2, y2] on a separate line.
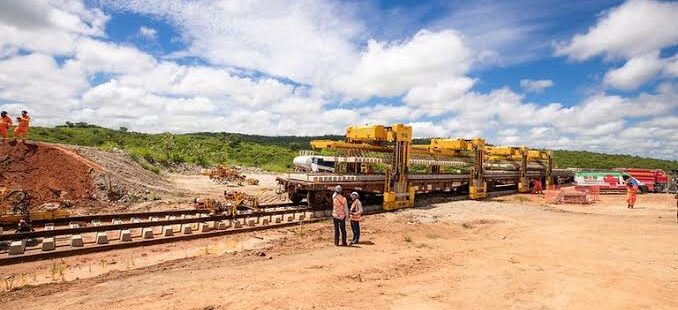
[334, 185, 342, 192]
[350, 192, 359, 197]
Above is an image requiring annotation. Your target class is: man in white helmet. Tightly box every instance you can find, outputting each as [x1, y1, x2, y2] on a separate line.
[349, 192, 363, 244]
[332, 185, 349, 246]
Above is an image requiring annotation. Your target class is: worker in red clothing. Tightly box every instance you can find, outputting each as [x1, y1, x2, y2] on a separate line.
[332, 185, 349, 246]
[531, 179, 543, 194]
[12, 110, 30, 143]
[626, 178, 639, 209]
[0, 111, 12, 142]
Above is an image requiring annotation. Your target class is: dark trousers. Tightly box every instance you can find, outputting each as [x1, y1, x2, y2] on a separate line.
[333, 217, 347, 245]
[350, 220, 360, 243]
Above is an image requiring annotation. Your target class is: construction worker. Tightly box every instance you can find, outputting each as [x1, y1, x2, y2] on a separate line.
[0, 111, 11, 142]
[349, 192, 363, 245]
[332, 185, 348, 246]
[12, 110, 30, 143]
[626, 178, 639, 209]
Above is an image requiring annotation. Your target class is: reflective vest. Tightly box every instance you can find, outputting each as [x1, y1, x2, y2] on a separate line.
[0, 116, 11, 130]
[333, 194, 347, 219]
[350, 199, 362, 221]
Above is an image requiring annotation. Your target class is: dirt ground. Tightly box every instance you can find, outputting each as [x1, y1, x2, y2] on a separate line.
[1, 193, 677, 309]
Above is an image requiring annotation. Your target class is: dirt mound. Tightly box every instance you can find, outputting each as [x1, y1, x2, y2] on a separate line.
[0, 142, 100, 207]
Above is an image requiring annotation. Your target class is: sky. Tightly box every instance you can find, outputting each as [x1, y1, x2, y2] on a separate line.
[0, 0, 676, 160]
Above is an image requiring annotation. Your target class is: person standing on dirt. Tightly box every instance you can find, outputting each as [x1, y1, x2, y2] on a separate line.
[349, 192, 363, 245]
[626, 178, 639, 209]
[332, 185, 349, 246]
[0, 111, 12, 142]
[12, 110, 30, 143]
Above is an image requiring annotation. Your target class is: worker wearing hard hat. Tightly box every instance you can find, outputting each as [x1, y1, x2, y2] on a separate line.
[332, 185, 349, 246]
[0, 111, 12, 142]
[349, 192, 363, 245]
[12, 110, 30, 143]
[626, 178, 639, 209]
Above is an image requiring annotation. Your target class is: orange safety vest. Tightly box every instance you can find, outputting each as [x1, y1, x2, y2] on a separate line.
[0, 116, 11, 129]
[333, 195, 347, 219]
[350, 200, 362, 221]
[17, 115, 29, 130]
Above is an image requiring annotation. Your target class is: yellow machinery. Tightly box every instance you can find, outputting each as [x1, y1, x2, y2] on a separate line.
[0, 189, 71, 227]
[528, 149, 554, 189]
[312, 124, 416, 210]
[421, 138, 487, 199]
[193, 190, 259, 217]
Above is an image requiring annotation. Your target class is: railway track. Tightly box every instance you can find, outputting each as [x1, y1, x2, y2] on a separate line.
[0, 190, 517, 265]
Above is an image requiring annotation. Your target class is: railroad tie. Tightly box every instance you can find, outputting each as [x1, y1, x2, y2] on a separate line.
[95, 232, 109, 244]
[142, 227, 154, 239]
[120, 229, 132, 242]
[182, 225, 193, 234]
[41, 237, 56, 251]
[162, 226, 174, 237]
[70, 235, 84, 247]
[8, 239, 26, 255]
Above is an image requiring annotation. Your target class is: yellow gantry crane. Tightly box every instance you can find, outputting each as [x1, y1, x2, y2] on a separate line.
[312, 124, 415, 210]
[310, 124, 556, 210]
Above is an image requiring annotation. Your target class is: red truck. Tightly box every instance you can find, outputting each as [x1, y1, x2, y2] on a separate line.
[614, 168, 669, 193]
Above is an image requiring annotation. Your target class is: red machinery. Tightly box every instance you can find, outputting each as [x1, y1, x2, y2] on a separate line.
[614, 168, 668, 192]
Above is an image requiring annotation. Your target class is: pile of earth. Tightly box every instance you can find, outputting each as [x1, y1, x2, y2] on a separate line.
[0, 142, 100, 207]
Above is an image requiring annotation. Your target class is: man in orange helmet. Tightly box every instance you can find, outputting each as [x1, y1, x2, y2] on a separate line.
[0, 111, 12, 142]
[12, 110, 30, 143]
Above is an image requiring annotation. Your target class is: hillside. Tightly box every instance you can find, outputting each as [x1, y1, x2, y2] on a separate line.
[26, 124, 678, 172]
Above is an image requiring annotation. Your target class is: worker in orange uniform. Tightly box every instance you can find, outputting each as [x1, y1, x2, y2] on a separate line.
[626, 178, 639, 209]
[332, 185, 349, 246]
[12, 110, 30, 143]
[349, 192, 363, 245]
[0, 111, 12, 142]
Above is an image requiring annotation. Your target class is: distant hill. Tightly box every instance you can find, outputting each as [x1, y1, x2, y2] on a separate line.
[26, 123, 678, 173]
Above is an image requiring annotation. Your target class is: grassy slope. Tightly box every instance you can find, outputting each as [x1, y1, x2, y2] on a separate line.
[28, 125, 678, 172]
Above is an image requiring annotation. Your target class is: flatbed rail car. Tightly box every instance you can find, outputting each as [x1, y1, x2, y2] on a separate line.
[277, 169, 574, 206]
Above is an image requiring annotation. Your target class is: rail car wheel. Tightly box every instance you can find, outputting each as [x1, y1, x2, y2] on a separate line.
[290, 193, 304, 205]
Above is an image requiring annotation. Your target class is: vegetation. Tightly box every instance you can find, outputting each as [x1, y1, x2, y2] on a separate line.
[26, 123, 678, 172]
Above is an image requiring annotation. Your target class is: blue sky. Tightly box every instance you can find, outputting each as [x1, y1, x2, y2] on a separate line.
[0, 0, 676, 159]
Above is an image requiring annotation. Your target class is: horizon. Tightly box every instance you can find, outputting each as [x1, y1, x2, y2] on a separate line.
[0, 0, 676, 160]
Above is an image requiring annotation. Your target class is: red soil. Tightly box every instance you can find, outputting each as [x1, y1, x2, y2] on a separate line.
[0, 142, 101, 207]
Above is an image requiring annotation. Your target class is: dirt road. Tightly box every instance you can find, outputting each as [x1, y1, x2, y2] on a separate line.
[2, 194, 677, 309]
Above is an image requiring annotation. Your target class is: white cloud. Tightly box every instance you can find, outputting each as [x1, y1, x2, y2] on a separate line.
[555, 0, 678, 91]
[603, 51, 665, 90]
[138, 26, 157, 39]
[334, 29, 473, 99]
[75, 38, 157, 74]
[0, 0, 108, 55]
[555, 0, 678, 60]
[520, 79, 554, 93]
[100, 0, 363, 86]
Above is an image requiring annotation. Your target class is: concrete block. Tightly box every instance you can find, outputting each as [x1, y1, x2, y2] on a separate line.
[162, 226, 174, 237]
[182, 225, 193, 234]
[70, 235, 84, 247]
[247, 218, 257, 227]
[233, 219, 242, 228]
[69, 222, 80, 229]
[199, 222, 210, 232]
[132, 217, 141, 223]
[216, 221, 227, 230]
[151, 217, 159, 222]
[95, 232, 108, 244]
[142, 228, 154, 239]
[8, 240, 26, 255]
[298, 213, 306, 221]
[305, 211, 314, 219]
[314, 211, 324, 218]
[91, 220, 101, 226]
[286, 214, 295, 222]
[42, 237, 55, 251]
[120, 230, 132, 242]
[112, 219, 123, 225]
[0, 227, 3, 234]
[261, 217, 270, 225]
[323, 210, 332, 217]
[273, 215, 282, 223]
[44, 223, 55, 231]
